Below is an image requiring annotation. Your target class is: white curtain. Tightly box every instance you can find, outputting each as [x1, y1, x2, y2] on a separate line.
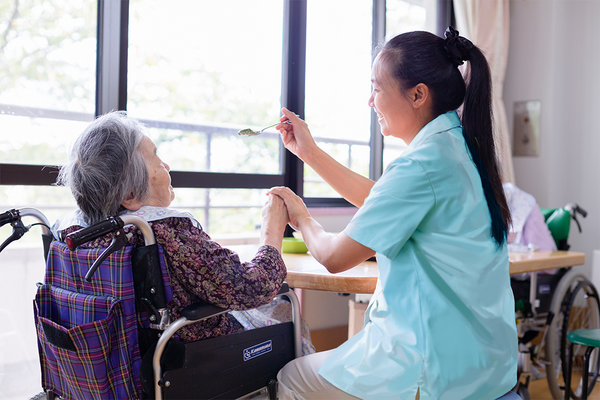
[453, 0, 515, 183]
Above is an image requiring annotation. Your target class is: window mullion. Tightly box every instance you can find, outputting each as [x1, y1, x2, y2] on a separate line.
[96, 0, 128, 116]
[370, 0, 386, 181]
[281, 0, 307, 198]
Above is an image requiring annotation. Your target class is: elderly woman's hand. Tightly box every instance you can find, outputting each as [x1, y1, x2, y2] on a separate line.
[267, 187, 310, 232]
[260, 192, 289, 251]
[276, 108, 318, 162]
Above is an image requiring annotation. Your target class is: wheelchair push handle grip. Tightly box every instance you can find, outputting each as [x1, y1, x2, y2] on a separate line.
[574, 204, 587, 218]
[565, 203, 587, 234]
[66, 216, 124, 250]
[565, 202, 587, 217]
[0, 209, 20, 227]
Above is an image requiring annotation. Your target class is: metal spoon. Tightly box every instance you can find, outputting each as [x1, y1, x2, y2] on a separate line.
[237, 120, 292, 136]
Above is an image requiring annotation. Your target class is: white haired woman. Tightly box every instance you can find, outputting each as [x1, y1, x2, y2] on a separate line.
[54, 111, 314, 354]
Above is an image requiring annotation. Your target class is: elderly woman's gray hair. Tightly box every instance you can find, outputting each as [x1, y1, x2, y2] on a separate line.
[57, 111, 149, 225]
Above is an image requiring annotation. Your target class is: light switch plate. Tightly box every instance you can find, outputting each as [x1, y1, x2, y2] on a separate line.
[513, 100, 541, 156]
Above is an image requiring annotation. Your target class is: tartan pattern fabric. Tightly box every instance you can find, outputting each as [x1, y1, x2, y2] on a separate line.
[34, 240, 172, 400]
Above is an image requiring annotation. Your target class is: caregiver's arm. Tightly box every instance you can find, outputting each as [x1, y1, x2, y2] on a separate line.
[268, 187, 375, 273]
[277, 108, 375, 208]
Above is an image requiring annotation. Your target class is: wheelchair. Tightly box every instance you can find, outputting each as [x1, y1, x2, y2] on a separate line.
[512, 203, 599, 400]
[0, 208, 301, 400]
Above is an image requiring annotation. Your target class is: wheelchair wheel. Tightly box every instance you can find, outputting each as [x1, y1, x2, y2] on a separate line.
[545, 270, 600, 400]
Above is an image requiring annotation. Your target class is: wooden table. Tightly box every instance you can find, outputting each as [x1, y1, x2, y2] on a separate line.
[231, 245, 586, 294]
[279, 249, 585, 294]
[232, 246, 586, 339]
[507, 250, 585, 275]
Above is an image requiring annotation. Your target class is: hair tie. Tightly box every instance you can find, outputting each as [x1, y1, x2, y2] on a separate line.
[444, 26, 473, 67]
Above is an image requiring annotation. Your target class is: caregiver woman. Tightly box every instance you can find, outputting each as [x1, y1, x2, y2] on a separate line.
[270, 27, 518, 400]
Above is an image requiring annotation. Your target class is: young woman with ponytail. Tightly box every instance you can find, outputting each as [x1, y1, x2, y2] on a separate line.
[270, 27, 518, 400]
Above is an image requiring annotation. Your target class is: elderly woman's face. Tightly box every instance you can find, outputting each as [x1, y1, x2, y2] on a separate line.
[140, 136, 175, 207]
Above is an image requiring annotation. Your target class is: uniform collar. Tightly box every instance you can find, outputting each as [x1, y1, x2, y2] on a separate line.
[406, 110, 462, 151]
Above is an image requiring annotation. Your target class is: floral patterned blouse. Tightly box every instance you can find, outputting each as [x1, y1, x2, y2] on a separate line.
[59, 215, 286, 343]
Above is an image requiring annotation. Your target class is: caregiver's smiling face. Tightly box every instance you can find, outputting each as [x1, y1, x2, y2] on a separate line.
[368, 54, 422, 145]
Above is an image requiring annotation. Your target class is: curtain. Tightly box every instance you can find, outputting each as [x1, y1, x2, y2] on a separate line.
[453, 0, 515, 183]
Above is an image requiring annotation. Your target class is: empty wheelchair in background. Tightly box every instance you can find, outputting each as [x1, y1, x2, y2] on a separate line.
[513, 203, 599, 400]
[1, 208, 301, 400]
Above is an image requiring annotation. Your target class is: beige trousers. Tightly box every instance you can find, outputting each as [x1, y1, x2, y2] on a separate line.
[277, 350, 420, 400]
[276, 350, 361, 400]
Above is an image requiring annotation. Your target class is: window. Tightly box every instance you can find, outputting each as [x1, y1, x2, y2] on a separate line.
[0, 1, 97, 395]
[1, 0, 439, 233]
[126, 0, 285, 235]
[128, 0, 284, 176]
[0, 1, 96, 227]
[303, 0, 373, 198]
[303, 0, 435, 202]
[383, 0, 430, 168]
[0, 2, 440, 395]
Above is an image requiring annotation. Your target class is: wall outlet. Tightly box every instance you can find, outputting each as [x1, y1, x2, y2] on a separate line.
[513, 100, 541, 156]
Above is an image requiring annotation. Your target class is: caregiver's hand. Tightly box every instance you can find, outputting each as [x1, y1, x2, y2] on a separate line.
[276, 107, 318, 161]
[268, 186, 375, 273]
[267, 186, 310, 232]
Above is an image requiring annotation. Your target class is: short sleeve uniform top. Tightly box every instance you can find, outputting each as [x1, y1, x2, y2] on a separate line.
[318, 111, 518, 400]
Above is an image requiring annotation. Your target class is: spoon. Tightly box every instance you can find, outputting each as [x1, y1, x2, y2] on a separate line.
[237, 120, 293, 136]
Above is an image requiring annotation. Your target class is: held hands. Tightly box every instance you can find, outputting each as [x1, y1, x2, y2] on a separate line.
[262, 193, 289, 234]
[276, 108, 317, 161]
[260, 193, 289, 252]
[267, 187, 310, 232]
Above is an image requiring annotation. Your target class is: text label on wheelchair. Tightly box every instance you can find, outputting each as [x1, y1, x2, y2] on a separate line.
[243, 340, 272, 361]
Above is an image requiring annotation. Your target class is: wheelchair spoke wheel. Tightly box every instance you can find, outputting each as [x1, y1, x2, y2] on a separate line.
[545, 270, 600, 400]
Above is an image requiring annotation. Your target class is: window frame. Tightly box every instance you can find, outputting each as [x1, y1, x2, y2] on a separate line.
[0, 0, 449, 207]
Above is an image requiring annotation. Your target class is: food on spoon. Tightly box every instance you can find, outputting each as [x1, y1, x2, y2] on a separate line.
[237, 128, 260, 136]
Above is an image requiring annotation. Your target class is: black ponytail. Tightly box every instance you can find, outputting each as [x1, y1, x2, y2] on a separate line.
[455, 33, 511, 247]
[379, 28, 511, 247]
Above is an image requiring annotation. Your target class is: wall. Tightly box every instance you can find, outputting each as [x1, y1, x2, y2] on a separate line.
[302, 208, 358, 331]
[504, 0, 600, 279]
[0, 244, 45, 398]
[309, 207, 357, 234]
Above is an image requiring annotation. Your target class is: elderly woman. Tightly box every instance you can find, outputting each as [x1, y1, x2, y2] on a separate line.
[53, 111, 313, 351]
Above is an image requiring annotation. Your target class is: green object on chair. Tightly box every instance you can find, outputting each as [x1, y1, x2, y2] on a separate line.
[540, 207, 571, 250]
[565, 329, 600, 399]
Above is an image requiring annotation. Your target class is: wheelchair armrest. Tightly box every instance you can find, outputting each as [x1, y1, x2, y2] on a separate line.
[181, 283, 290, 322]
[277, 282, 290, 295]
[181, 302, 229, 322]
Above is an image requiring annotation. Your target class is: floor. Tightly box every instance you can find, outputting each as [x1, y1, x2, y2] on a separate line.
[529, 375, 600, 399]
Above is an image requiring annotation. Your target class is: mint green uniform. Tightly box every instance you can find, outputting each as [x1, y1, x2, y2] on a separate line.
[319, 111, 518, 400]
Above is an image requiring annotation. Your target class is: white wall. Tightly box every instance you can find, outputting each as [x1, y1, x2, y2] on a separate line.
[302, 208, 358, 330]
[0, 244, 45, 399]
[309, 207, 357, 234]
[504, 0, 600, 277]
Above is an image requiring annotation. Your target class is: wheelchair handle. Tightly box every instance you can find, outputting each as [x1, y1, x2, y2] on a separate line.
[66, 216, 124, 250]
[66, 215, 156, 250]
[565, 203, 587, 234]
[0, 208, 51, 236]
[0, 209, 20, 227]
[0, 208, 53, 258]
